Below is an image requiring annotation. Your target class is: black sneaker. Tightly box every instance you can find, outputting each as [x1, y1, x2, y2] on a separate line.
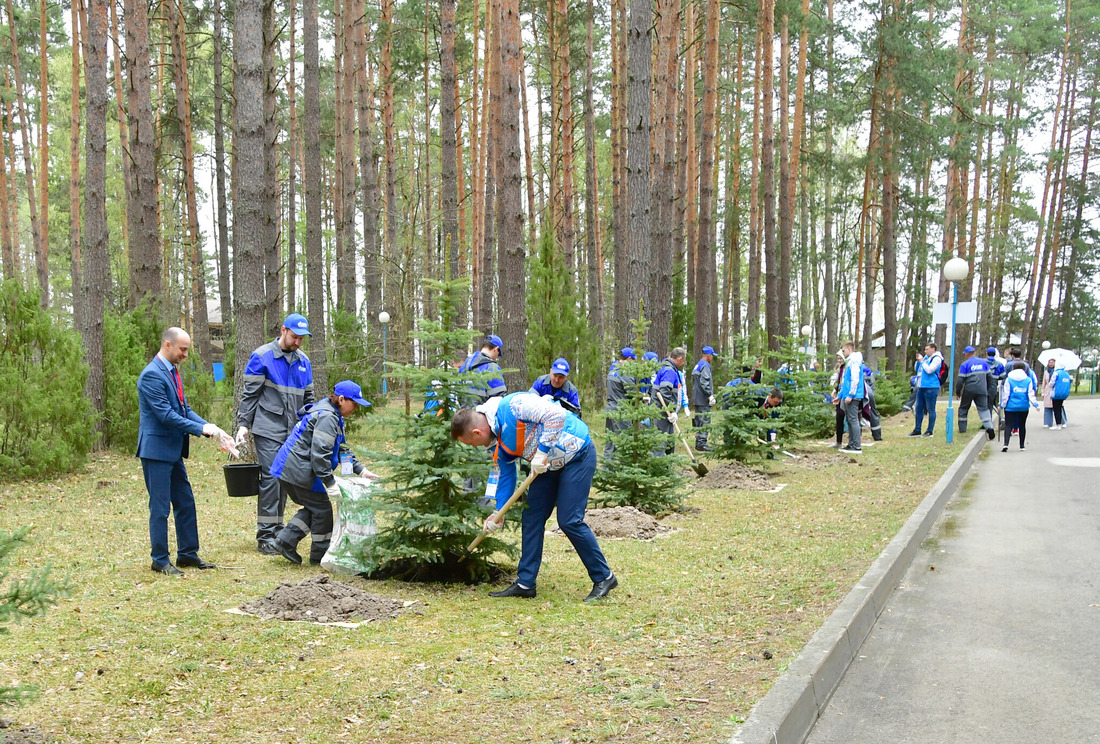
[922, 432, 934, 437]
[1001, 445, 1008, 452]
[838, 446, 862, 454]
[1019, 446, 1026, 451]
[907, 431, 922, 438]
[986, 428, 996, 441]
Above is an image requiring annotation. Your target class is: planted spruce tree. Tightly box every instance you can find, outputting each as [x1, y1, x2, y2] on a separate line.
[342, 277, 517, 582]
[592, 315, 686, 515]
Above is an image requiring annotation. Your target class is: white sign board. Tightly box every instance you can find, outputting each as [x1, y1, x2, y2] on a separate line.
[933, 301, 977, 325]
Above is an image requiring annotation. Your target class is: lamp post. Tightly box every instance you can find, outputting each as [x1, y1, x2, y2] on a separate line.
[378, 311, 390, 394]
[942, 256, 969, 443]
[801, 324, 812, 370]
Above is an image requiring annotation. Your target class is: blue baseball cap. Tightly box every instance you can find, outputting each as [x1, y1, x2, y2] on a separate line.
[551, 358, 570, 375]
[702, 345, 715, 355]
[963, 345, 975, 354]
[484, 334, 503, 352]
[643, 351, 658, 361]
[987, 347, 998, 356]
[283, 313, 311, 336]
[333, 380, 371, 407]
[621, 347, 636, 360]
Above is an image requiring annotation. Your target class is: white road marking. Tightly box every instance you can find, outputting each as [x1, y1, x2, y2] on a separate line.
[1047, 458, 1100, 468]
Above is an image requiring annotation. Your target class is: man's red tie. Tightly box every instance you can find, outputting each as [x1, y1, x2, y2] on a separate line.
[173, 367, 184, 404]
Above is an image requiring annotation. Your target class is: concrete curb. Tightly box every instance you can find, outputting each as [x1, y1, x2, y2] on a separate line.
[729, 432, 988, 744]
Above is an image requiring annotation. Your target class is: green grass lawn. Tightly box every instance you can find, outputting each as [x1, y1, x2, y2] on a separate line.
[0, 406, 969, 743]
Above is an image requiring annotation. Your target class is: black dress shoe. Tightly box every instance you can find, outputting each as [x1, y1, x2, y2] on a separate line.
[273, 539, 303, 565]
[584, 574, 618, 602]
[151, 562, 184, 576]
[489, 582, 536, 598]
[177, 556, 216, 569]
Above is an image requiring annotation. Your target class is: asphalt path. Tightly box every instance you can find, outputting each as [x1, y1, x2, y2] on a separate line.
[806, 396, 1100, 744]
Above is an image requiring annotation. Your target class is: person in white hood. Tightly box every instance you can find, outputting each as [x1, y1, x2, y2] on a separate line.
[1000, 361, 1040, 452]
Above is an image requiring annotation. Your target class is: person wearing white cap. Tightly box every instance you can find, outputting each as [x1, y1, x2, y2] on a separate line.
[268, 380, 375, 565]
[235, 313, 315, 553]
[529, 357, 582, 417]
[690, 346, 716, 451]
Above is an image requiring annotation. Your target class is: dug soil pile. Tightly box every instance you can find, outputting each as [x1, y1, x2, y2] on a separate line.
[240, 574, 406, 624]
[0, 723, 52, 744]
[554, 506, 673, 540]
[790, 450, 853, 469]
[694, 461, 775, 491]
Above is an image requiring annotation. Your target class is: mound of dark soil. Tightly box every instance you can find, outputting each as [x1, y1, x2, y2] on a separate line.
[694, 462, 775, 491]
[552, 506, 673, 540]
[0, 722, 53, 744]
[239, 574, 406, 624]
[789, 450, 853, 469]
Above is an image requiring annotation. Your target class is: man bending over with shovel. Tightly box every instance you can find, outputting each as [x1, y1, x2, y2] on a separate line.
[451, 392, 618, 602]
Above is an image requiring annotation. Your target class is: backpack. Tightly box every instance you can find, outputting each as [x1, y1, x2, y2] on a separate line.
[937, 356, 949, 386]
[1053, 370, 1072, 400]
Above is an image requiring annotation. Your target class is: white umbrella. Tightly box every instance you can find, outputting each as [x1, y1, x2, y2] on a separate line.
[1038, 347, 1082, 371]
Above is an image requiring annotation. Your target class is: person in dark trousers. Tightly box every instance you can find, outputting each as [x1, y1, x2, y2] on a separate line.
[861, 362, 883, 442]
[1000, 362, 1039, 452]
[530, 357, 582, 417]
[269, 381, 374, 565]
[909, 342, 944, 437]
[604, 348, 636, 456]
[458, 334, 507, 406]
[838, 341, 865, 453]
[829, 353, 847, 448]
[985, 347, 1006, 428]
[954, 345, 996, 440]
[1050, 364, 1072, 429]
[137, 327, 230, 575]
[653, 348, 687, 454]
[451, 393, 617, 602]
[235, 313, 315, 553]
[691, 345, 716, 451]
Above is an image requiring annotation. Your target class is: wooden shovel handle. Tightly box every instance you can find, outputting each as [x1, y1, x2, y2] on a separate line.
[461, 469, 539, 558]
[654, 390, 699, 463]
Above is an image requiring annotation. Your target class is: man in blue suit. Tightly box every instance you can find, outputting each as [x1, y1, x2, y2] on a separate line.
[137, 327, 227, 575]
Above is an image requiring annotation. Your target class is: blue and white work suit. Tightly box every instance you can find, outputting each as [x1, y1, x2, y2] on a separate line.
[839, 351, 866, 450]
[912, 351, 944, 435]
[954, 356, 994, 434]
[479, 393, 611, 590]
[1000, 367, 1039, 449]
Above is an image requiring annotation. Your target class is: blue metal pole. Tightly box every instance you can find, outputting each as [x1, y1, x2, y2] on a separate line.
[946, 283, 958, 443]
[381, 325, 388, 394]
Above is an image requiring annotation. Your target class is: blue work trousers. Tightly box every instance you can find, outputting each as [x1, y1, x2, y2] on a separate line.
[142, 458, 200, 567]
[518, 443, 611, 589]
[913, 387, 939, 434]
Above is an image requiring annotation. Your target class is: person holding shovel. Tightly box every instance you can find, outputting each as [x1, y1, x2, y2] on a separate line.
[450, 392, 618, 602]
[653, 347, 688, 454]
[268, 380, 376, 565]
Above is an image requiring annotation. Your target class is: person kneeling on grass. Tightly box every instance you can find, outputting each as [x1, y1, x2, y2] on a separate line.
[267, 380, 378, 565]
[451, 392, 618, 602]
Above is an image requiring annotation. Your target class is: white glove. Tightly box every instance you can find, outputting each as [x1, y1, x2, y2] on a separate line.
[530, 451, 549, 475]
[683, 406, 691, 419]
[359, 468, 381, 479]
[234, 426, 249, 445]
[642, 395, 651, 404]
[202, 423, 220, 437]
[325, 482, 342, 501]
[667, 411, 678, 426]
[484, 514, 503, 532]
[709, 395, 716, 406]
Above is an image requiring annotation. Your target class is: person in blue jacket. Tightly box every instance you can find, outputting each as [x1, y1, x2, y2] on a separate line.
[1000, 362, 1039, 452]
[604, 348, 637, 456]
[137, 327, 231, 575]
[985, 347, 1006, 423]
[451, 393, 617, 602]
[269, 380, 374, 565]
[1050, 363, 1072, 429]
[653, 348, 688, 453]
[838, 341, 866, 453]
[953, 345, 996, 439]
[861, 363, 883, 442]
[235, 313, 315, 553]
[458, 334, 507, 406]
[530, 357, 582, 417]
[691, 345, 716, 451]
[908, 342, 944, 437]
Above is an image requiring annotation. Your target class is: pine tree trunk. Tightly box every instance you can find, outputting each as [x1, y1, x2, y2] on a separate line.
[762, 0, 780, 357]
[478, 0, 499, 332]
[382, 0, 397, 322]
[727, 33, 745, 349]
[68, 2, 83, 331]
[356, 1, 380, 340]
[109, 0, 130, 258]
[338, 0, 357, 316]
[1058, 86, 1095, 339]
[881, 38, 898, 370]
[302, 0, 327, 390]
[82, 0, 109, 434]
[584, 0, 604, 341]
[124, 0, 161, 311]
[694, 0, 720, 356]
[6, 0, 45, 306]
[684, 3, 697, 305]
[647, 0, 676, 354]
[441, 0, 459, 287]
[262, 0, 282, 335]
[38, 0, 48, 289]
[777, 14, 792, 342]
[611, 0, 627, 336]
[170, 0, 212, 368]
[748, 27, 763, 337]
[213, 0, 232, 330]
[497, 0, 526, 386]
[625, 0, 652, 328]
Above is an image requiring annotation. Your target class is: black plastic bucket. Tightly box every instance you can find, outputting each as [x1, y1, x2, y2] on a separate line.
[223, 463, 261, 497]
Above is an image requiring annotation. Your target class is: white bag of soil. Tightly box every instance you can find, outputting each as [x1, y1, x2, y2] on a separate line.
[320, 476, 378, 575]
